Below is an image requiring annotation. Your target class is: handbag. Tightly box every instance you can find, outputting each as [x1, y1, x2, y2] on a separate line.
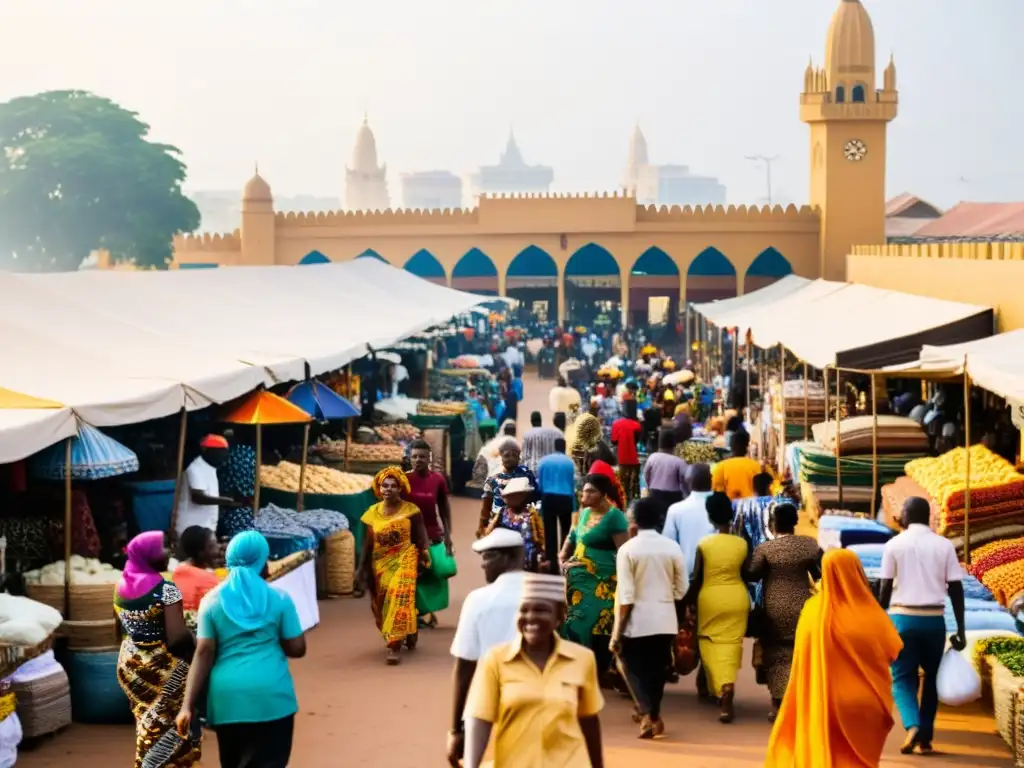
[427, 542, 458, 580]
[674, 615, 699, 676]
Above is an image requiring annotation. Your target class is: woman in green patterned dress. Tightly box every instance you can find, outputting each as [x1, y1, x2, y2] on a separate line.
[114, 531, 200, 767]
[559, 473, 630, 682]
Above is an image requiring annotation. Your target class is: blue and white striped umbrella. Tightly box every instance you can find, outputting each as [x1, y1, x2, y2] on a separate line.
[30, 423, 140, 481]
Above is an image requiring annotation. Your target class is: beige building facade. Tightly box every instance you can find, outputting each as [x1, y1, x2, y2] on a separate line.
[172, 0, 897, 326]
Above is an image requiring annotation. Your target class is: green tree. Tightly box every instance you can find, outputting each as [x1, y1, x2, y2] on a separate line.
[0, 90, 200, 271]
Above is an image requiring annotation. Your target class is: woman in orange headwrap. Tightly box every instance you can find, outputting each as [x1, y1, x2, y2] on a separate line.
[765, 549, 902, 768]
[358, 466, 430, 665]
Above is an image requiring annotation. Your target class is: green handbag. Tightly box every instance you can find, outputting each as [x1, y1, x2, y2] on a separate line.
[427, 542, 458, 580]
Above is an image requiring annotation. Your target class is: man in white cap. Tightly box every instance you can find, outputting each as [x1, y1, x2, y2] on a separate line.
[446, 528, 526, 767]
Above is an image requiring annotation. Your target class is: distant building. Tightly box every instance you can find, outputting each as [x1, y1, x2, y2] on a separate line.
[345, 116, 390, 211]
[885, 193, 942, 238]
[400, 171, 463, 210]
[623, 125, 727, 207]
[469, 132, 553, 201]
[190, 189, 335, 233]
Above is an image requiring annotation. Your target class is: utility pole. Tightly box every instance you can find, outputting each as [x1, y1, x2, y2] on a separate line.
[745, 155, 780, 206]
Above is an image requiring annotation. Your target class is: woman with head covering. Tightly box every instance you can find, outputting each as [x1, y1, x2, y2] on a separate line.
[116, 531, 201, 766]
[463, 573, 605, 768]
[560, 473, 630, 682]
[176, 530, 306, 768]
[358, 466, 430, 664]
[477, 438, 538, 539]
[587, 460, 627, 512]
[483, 476, 546, 572]
[471, 419, 517, 489]
[747, 503, 822, 720]
[766, 549, 902, 767]
[684, 492, 750, 723]
[173, 525, 222, 621]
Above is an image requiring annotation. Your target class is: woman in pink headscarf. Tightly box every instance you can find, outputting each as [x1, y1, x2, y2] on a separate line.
[114, 531, 201, 767]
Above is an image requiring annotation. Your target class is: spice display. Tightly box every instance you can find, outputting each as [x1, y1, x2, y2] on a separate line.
[416, 400, 466, 416]
[261, 462, 372, 495]
[373, 424, 421, 443]
[905, 446, 1024, 514]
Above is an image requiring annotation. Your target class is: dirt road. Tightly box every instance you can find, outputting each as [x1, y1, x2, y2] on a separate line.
[19, 371, 1010, 766]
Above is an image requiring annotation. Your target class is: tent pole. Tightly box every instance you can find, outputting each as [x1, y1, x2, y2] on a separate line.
[297, 423, 310, 512]
[823, 368, 830, 429]
[684, 304, 691, 361]
[168, 408, 187, 544]
[803, 363, 809, 440]
[253, 424, 262, 515]
[779, 346, 787, 475]
[835, 368, 843, 509]
[345, 365, 353, 472]
[731, 328, 738, 404]
[963, 359, 972, 565]
[870, 373, 878, 521]
[63, 437, 73, 618]
[744, 332, 751, 427]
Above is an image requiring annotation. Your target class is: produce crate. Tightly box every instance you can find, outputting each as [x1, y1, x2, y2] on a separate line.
[259, 487, 373, 564]
[988, 656, 1024, 751]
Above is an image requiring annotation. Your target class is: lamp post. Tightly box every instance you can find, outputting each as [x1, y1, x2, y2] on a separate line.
[745, 155, 780, 206]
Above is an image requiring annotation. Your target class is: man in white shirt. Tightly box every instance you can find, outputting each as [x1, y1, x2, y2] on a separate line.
[611, 498, 687, 738]
[879, 496, 967, 756]
[520, 411, 562, 475]
[174, 434, 242, 540]
[447, 528, 525, 767]
[662, 463, 715, 575]
[548, 376, 582, 419]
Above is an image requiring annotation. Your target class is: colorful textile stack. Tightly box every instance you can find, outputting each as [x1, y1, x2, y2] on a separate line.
[811, 415, 929, 456]
[816, 514, 895, 551]
[969, 537, 1024, 610]
[904, 446, 1024, 536]
[774, 380, 840, 441]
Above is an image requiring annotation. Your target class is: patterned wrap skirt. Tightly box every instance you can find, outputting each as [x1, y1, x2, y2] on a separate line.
[117, 638, 201, 768]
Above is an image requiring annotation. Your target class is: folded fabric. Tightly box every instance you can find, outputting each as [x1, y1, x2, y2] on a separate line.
[812, 415, 929, 455]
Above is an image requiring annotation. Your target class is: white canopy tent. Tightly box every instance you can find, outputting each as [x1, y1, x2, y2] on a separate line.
[0, 260, 495, 461]
[691, 274, 812, 329]
[899, 330, 1024, 405]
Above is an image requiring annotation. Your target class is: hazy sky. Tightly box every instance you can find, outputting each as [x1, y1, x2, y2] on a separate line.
[4, 0, 1022, 208]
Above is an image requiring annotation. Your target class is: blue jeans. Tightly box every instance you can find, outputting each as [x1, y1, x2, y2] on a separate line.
[890, 614, 946, 743]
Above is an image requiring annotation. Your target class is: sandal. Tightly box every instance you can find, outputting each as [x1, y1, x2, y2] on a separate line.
[653, 718, 665, 737]
[386, 649, 400, 666]
[900, 727, 919, 755]
[638, 715, 656, 739]
[718, 684, 735, 724]
[405, 633, 418, 651]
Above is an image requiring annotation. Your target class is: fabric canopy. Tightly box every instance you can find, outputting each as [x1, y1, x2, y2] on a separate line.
[0, 259, 491, 461]
[30, 422, 140, 480]
[286, 381, 360, 421]
[691, 275, 812, 329]
[223, 391, 314, 426]
[693, 277, 993, 370]
[899, 330, 1024, 405]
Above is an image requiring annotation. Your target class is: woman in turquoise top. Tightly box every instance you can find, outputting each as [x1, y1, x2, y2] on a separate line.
[176, 531, 306, 768]
[559, 473, 630, 682]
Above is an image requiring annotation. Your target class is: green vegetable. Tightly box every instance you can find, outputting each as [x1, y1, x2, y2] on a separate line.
[978, 636, 1024, 677]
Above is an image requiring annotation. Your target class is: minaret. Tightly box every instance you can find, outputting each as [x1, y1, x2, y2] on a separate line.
[802, 0, 897, 280]
[344, 115, 390, 211]
[623, 124, 649, 192]
[240, 167, 275, 266]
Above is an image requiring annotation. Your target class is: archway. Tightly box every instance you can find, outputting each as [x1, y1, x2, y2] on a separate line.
[356, 249, 387, 263]
[743, 247, 792, 294]
[298, 250, 330, 265]
[404, 249, 446, 285]
[451, 247, 498, 295]
[507, 245, 558, 324]
[685, 247, 737, 304]
[565, 243, 620, 330]
[630, 247, 680, 336]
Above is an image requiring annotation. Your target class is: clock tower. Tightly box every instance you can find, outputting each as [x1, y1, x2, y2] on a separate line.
[802, 0, 897, 280]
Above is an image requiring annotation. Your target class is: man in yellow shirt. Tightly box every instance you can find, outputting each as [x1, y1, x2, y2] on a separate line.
[463, 573, 605, 768]
[711, 430, 779, 500]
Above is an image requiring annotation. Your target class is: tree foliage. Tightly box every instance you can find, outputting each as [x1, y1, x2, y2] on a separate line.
[0, 90, 200, 271]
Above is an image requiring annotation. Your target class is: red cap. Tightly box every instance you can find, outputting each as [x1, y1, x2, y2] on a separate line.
[200, 434, 229, 449]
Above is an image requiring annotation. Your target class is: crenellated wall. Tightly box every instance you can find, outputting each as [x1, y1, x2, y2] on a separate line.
[848, 242, 1024, 332]
[171, 192, 823, 302]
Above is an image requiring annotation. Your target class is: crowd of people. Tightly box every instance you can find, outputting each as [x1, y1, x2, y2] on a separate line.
[108, 333, 974, 767]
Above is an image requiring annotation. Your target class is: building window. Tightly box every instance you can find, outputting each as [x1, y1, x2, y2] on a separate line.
[835, 86, 846, 103]
[852, 84, 866, 103]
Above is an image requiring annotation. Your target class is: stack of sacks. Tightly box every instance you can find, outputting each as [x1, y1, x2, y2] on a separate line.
[0, 595, 62, 647]
[791, 442, 917, 505]
[968, 537, 1024, 609]
[948, 597, 1018, 634]
[812, 415, 930, 455]
[776, 380, 837, 441]
[254, 504, 350, 560]
[10, 650, 71, 739]
[817, 514, 894, 551]
[905, 445, 1024, 537]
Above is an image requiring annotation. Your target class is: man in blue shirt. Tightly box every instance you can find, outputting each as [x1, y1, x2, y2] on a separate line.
[536, 437, 577, 574]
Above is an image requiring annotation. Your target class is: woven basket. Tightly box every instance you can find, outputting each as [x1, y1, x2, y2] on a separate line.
[989, 657, 1024, 749]
[325, 530, 355, 596]
[61, 619, 118, 651]
[13, 664, 72, 739]
[25, 582, 116, 621]
[1015, 688, 1024, 766]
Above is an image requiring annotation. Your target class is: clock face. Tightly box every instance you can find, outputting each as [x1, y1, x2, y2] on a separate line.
[844, 139, 867, 162]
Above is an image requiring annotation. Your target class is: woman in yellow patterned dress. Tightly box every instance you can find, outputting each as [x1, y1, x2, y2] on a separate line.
[685, 491, 751, 723]
[358, 466, 430, 665]
[559, 473, 630, 683]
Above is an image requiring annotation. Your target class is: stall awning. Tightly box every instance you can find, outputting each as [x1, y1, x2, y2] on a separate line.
[897, 330, 1024, 404]
[0, 260, 494, 461]
[691, 275, 812, 328]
